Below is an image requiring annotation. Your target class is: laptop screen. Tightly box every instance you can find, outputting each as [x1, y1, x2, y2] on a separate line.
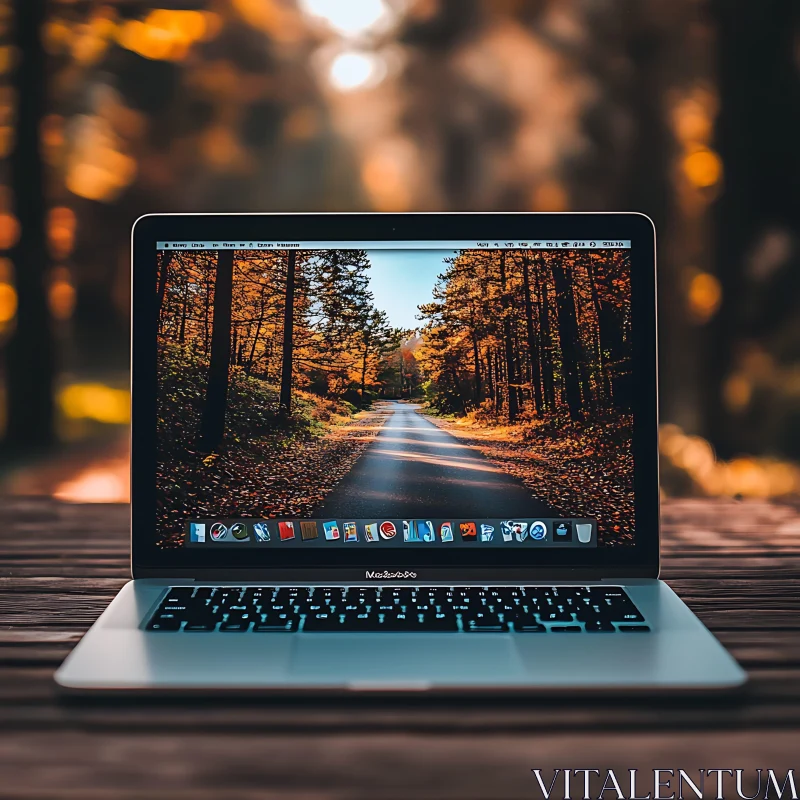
[155, 239, 634, 551]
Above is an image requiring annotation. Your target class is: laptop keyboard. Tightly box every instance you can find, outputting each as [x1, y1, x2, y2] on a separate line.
[145, 586, 648, 633]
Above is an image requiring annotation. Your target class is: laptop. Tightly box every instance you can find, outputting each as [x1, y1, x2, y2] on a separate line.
[55, 212, 746, 693]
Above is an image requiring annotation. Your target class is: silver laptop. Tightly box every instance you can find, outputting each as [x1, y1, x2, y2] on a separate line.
[56, 212, 746, 693]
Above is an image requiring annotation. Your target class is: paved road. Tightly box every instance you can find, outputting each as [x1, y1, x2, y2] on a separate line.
[313, 401, 556, 519]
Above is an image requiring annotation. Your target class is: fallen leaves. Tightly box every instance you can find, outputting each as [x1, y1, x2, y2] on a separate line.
[156, 345, 391, 547]
[425, 412, 635, 546]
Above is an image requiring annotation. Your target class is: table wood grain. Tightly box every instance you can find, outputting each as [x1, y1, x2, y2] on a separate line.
[1, 496, 799, 799]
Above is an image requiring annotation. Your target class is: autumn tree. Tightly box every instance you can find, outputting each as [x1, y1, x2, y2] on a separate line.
[3, 0, 54, 451]
[199, 250, 234, 452]
[549, 255, 584, 421]
[358, 309, 395, 397]
[417, 248, 631, 424]
[279, 250, 297, 414]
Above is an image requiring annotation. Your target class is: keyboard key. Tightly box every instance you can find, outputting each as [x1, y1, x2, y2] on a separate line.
[465, 622, 511, 633]
[253, 620, 299, 632]
[220, 621, 251, 632]
[551, 625, 583, 632]
[164, 588, 194, 603]
[147, 616, 181, 631]
[464, 611, 503, 626]
[619, 625, 651, 632]
[540, 611, 574, 623]
[514, 623, 547, 632]
[184, 621, 217, 631]
[619, 611, 646, 622]
[585, 621, 616, 632]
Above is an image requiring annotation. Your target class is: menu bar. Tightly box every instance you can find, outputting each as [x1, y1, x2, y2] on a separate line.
[157, 240, 631, 251]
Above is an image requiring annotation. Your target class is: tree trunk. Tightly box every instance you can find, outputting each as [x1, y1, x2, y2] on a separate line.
[498, 251, 519, 421]
[279, 250, 297, 414]
[494, 349, 504, 413]
[178, 279, 189, 344]
[199, 250, 235, 452]
[521, 254, 543, 414]
[471, 327, 482, 405]
[550, 257, 583, 421]
[536, 258, 555, 412]
[246, 290, 266, 375]
[360, 346, 368, 397]
[704, 0, 799, 458]
[4, 0, 55, 451]
[512, 324, 523, 410]
[485, 348, 494, 407]
[583, 255, 612, 403]
[203, 274, 211, 353]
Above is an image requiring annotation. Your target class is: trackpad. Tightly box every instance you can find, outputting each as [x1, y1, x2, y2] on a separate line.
[291, 635, 524, 684]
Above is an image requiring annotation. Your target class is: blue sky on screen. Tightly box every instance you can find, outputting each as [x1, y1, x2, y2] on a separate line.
[365, 249, 455, 330]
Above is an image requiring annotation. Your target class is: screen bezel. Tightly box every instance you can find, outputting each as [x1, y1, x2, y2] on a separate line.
[132, 212, 659, 580]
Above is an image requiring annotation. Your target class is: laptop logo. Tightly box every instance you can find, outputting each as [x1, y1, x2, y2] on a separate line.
[365, 570, 418, 580]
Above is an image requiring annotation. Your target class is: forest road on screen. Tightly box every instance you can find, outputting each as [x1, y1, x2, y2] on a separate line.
[313, 401, 556, 519]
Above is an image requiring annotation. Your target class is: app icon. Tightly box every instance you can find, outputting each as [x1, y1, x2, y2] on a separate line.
[576, 522, 593, 544]
[252, 522, 270, 542]
[554, 520, 573, 542]
[323, 521, 340, 541]
[416, 520, 435, 542]
[209, 522, 227, 541]
[278, 521, 296, 541]
[403, 520, 420, 542]
[503, 521, 527, 541]
[364, 522, 380, 542]
[343, 522, 358, 542]
[299, 521, 318, 541]
[440, 522, 454, 542]
[480, 523, 495, 542]
[230, 522, 249, 541]
[189, 523, 206, 543]
[529, 520, 547, 541]
[379, 521, 397, 540]
[501, 520, 529, 541]
[459, 522, 477, 541]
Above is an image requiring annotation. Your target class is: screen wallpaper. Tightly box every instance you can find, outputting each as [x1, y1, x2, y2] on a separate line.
[155, 243, 634, 550]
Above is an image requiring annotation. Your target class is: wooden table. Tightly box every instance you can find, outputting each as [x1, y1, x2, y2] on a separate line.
[2, 496, 799, 799]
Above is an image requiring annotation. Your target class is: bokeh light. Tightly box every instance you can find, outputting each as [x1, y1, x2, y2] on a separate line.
[0, 212, 20, 250]
[0, 279, 17, 324]
[299, 0, 395, 37]
[54, 462, 130, 503]
[59, 383, 131, 425]
[47, 206, 77, 260]
[687, 271, 722, 322]
[328, 50, 385, 91]
[48, 267, 77, 321]
[660, 424, 800, 498]
[683, 147, 723, 188]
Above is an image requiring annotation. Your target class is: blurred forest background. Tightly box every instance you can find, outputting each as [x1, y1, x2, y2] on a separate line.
[0, 0, 798, 504]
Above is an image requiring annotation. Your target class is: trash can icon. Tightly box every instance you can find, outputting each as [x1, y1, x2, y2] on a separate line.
[576, 523, 593, 543]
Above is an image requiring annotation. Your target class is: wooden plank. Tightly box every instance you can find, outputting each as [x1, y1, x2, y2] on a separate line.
[1, 494, 799, 800]
[1, 668, 800, 733]
[0, 728, 799, 799]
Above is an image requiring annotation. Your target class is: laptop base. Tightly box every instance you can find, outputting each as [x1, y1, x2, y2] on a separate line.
[56, 579, 746, 694]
